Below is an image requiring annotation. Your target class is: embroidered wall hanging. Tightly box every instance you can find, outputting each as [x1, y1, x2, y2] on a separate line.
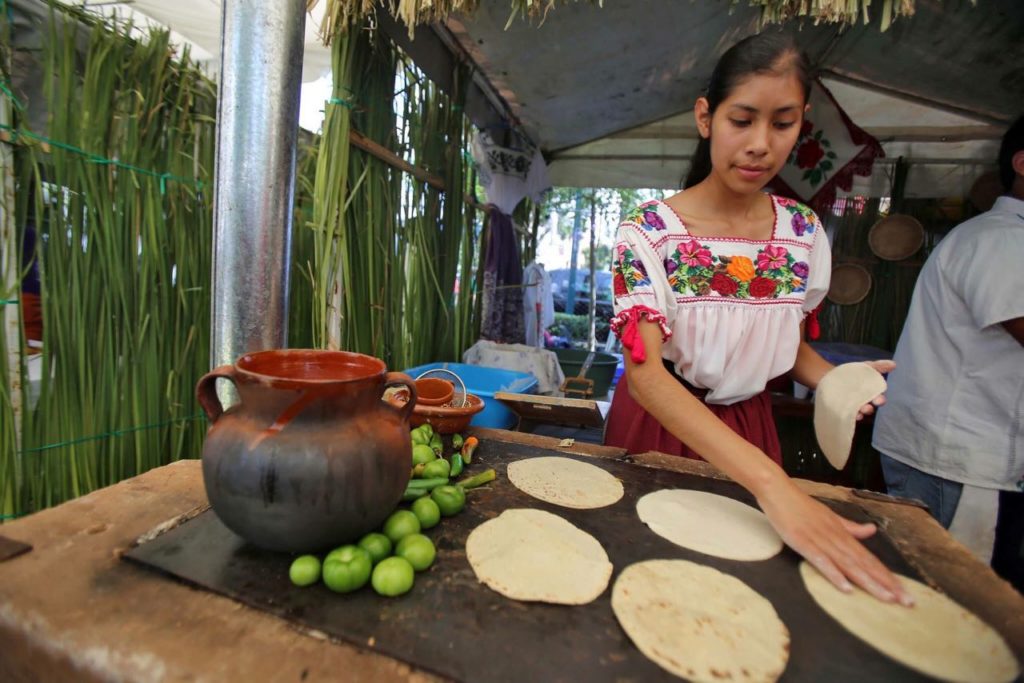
[772, 79, 884, 210]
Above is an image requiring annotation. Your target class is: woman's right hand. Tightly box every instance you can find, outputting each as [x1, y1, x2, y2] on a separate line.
[756, 475, 914, 606]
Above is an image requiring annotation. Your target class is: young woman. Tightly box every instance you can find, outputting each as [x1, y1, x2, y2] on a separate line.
[605, 32, 909, 605]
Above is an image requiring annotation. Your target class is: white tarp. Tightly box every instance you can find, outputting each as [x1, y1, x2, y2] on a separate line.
[548, 78, 1001, 197]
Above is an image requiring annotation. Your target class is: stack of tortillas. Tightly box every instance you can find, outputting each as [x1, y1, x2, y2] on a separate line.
[466, 508, 613, 604]
[636, 489, 783, 561]
[813, 363, 887, 470]
[612, 560, 790, 683]
[507, 456, 624, 509]
[800, 563, 1019, 683]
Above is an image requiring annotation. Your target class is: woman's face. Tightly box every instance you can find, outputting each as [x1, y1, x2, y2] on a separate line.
[695, 70, 806, 195]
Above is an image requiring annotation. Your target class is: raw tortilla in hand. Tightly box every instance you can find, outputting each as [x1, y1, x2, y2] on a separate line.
[813, 362, 887, 470]
[800, 562, 1019, 683]
[466, 508, 613, 604]
[612, 560, 790, 683]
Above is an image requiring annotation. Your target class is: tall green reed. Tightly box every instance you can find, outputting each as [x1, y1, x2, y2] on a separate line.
[1, 7, 216, 516]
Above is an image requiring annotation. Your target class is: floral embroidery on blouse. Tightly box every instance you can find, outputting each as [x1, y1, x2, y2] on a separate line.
[624, 200, 668, 232]
[775, 196, 817, 236]
[664, 239, 809, 299]
[613, 244, 652, 295]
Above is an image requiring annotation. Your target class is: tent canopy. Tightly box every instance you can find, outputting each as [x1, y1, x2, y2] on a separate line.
[69, 0, 1024, 197]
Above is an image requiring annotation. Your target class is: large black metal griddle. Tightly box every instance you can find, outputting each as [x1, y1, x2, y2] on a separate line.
[124, 439, 935, 682]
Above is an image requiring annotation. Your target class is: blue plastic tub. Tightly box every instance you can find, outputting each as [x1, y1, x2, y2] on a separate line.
[402, 362, 539, 430]
[809, 342, 893, 366]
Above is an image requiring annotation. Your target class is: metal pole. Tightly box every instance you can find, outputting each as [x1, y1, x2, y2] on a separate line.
[588, 192, 597, 352]
[566, 190, 584, 318]
[211, 0, 306, 370]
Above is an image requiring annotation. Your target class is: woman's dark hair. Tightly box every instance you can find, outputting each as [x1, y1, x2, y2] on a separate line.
[683, 32, 812, 189]
[997, 114, 1024, 192]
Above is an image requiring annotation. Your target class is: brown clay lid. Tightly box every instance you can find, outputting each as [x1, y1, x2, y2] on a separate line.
[414, 377, 455, 406]
[868, 214, 924, 261]
[828, 263, 872, 305]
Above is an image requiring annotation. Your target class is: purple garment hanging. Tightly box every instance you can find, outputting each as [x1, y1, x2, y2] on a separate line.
[480, 207, 525, 344]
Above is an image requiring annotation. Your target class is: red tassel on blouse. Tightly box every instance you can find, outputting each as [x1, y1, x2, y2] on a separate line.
[611, 305, 670, 365]
[806, 303, 822, 341]
[620, 314, 647, 364]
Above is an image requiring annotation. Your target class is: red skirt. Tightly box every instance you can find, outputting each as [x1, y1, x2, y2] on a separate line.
[605, 361, 782, 466]
[21, 292, 43, 345]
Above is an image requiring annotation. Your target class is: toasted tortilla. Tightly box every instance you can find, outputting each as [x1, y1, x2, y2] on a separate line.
[507, 456, 624, 509]
[612, 560, 790, 682]
[466, 508, 612, 604]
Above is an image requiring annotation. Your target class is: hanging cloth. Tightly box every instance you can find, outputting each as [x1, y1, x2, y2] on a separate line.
[471, 129, 550, 214]
[522, 261, 554, 348]
[480, 207, 526, 344]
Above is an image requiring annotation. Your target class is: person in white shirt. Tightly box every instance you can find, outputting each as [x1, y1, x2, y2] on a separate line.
[873, 114, 1024, 591]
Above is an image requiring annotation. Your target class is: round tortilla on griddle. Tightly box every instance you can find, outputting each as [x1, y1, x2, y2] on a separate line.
[507, 456, 624, 509]
[800, 562, 1018, 683]
[636, 489, 783, 561]
[612, 559, 790, 682]
[466, 508, 612, 604]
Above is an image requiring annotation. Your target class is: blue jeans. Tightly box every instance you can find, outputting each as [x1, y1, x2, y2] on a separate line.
[880, 454, 963, 528]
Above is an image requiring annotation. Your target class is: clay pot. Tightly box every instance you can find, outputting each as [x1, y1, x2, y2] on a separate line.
[413, 377, 455, 406]
[196, 349, 417, 553]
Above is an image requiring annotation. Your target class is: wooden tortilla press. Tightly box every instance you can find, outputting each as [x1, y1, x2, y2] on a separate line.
[560, 350, 596, 399]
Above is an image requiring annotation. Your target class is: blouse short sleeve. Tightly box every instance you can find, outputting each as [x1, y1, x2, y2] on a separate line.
[610, 210, 674, 361]
[802, 213, 831, 313]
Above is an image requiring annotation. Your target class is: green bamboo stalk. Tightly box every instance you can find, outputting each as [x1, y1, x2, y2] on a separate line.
[0, 2, 22, 521]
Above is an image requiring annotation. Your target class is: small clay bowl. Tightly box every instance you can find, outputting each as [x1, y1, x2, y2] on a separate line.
[414, 377, 455, 407]
[408, 393, 485, 434]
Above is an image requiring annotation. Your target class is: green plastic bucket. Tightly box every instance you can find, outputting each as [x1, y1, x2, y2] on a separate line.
[554, 349, 619, 398]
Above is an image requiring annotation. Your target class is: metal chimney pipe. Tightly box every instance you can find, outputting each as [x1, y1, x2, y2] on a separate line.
[211, 0, 306, 370]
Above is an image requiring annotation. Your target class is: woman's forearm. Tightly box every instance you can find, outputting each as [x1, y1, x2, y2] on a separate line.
[625, 322, 787, 498]
[790, 338, 833, 390]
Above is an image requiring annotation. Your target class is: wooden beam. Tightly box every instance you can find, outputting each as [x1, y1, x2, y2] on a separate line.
[348, 128, 446, 192]
[348, 128, 494, 216]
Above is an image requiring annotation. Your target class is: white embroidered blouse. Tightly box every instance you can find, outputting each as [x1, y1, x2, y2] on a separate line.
[611, 195, 831, 405]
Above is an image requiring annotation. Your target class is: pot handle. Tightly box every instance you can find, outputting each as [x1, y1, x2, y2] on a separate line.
[196, 365, 237, 424]
[384, 372, 417, 423]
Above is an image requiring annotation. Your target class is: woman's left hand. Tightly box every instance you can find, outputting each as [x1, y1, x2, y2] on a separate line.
[856, 360, 896, 420]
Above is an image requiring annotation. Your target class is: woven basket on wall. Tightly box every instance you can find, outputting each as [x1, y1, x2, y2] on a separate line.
[867, 214, 924, 261]
[828, 263, 872, 305]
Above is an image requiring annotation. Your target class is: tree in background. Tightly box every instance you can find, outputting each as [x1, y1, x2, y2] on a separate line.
[540, 187, 663, 348]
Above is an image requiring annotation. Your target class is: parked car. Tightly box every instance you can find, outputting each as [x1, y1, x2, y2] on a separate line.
[548, 268, 613, 317]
